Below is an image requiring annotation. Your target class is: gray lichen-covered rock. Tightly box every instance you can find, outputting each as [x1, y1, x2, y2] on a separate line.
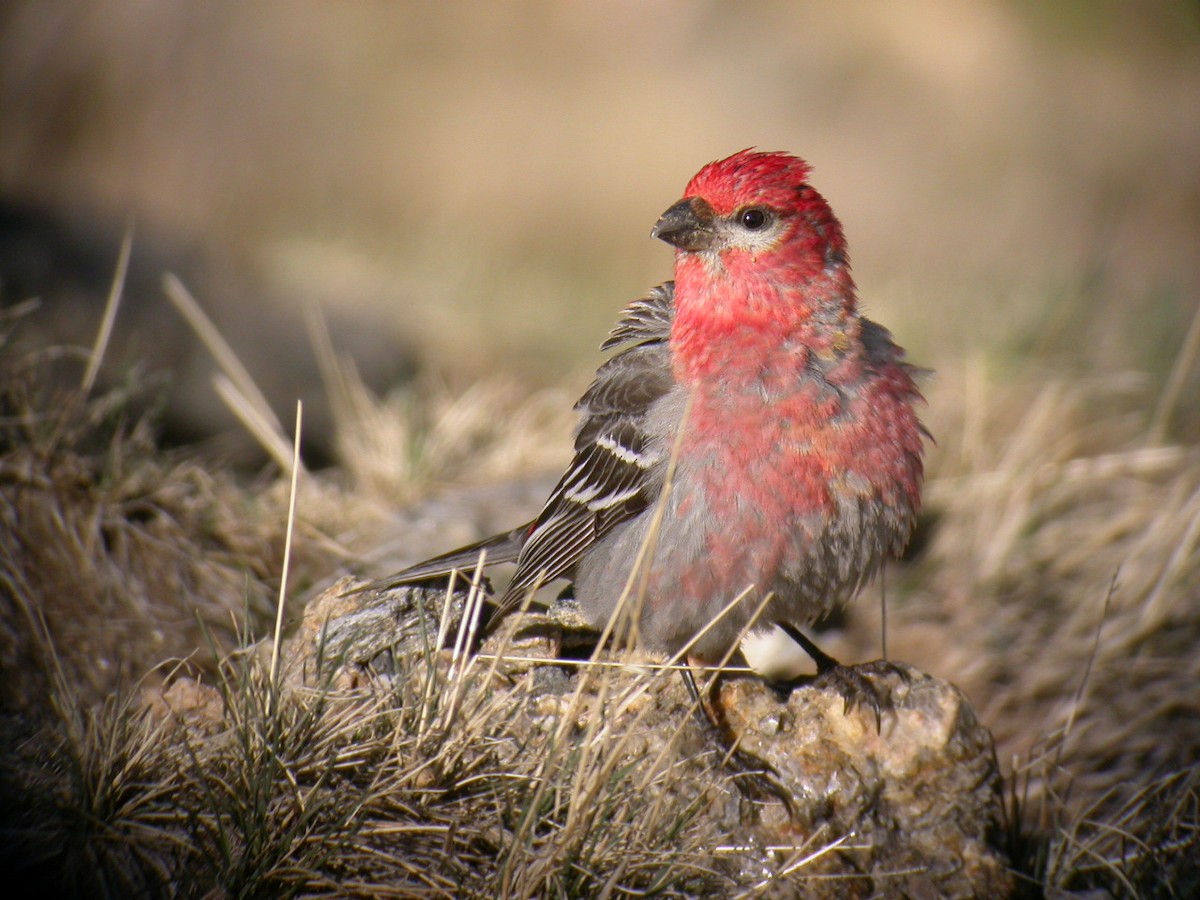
[287, 575, 594, 685]
[281, 575, 473, 685]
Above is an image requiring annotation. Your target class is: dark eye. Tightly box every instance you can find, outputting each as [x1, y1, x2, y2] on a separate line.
[739, 207, 770, 230]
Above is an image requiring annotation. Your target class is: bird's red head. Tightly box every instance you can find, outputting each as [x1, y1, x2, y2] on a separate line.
[654, 149, 850, 294]
[682, 149, 814, 217]
[656, 150, 859, 379]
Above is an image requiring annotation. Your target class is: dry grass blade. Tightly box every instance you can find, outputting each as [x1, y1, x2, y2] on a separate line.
[267, 401, 303, 712]
[212, 373, 298, 472]
[82, 219, 133, 395]
[1148, 298, 1200, 445]
[162, 272, 296, 470]
[732, 831, 850, 896]
[303, 298, 354, 437]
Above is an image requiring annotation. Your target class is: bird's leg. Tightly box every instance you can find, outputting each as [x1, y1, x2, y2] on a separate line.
[773, 623, 910, 732]
[680, 664, 795, 816]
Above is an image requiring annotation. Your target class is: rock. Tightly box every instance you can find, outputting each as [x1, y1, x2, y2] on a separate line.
[286, 575, 475, 682]
[141, 676, 226, 734]
[718, 662, 1013, 898]
[287, 576, 596, 686]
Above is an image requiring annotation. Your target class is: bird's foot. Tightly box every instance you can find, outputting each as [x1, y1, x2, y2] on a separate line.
[681, 668, 796, 817]
[768, 658, 912, 732]
[771, 623, 911, 731]
[720, 744, 796, 815]
[812, 658, 911, 731]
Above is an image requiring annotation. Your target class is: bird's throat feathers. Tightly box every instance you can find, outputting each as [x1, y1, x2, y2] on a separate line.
[670, 255, 858, 383]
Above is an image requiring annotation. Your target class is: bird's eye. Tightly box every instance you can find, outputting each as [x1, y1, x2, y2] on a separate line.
[739, 207, 770, 230]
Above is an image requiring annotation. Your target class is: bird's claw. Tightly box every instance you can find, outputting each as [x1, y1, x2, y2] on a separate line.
[814, 658, 911, 732]
[719, 744, 796, 817]
[682, 668, 796, 816]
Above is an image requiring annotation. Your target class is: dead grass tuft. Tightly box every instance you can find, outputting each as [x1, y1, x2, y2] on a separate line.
[4, 594, 733, 896]
[913, 365, 1200, 805]
[332, 365, 573, 506]
[0, 306, 334, 709]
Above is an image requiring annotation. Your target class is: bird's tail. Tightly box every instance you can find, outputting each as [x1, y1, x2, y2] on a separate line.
[350, 524, 529, 595]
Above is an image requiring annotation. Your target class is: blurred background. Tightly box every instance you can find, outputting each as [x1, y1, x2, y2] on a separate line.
[1, 0, 1198, 464]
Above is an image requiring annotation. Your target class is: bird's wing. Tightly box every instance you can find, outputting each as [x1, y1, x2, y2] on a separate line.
[351, 525, 528, 594]
[493, 282, 678, 616]
[600, 282, 676, 350]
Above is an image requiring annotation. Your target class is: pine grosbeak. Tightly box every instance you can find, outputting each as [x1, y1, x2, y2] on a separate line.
[370, 149, 926, 682]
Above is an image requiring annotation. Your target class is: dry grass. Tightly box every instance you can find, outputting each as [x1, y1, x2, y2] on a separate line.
[332, 368, 572, 508]
[1, 282, 1197, 896]
[3, 565, 737, 897]
[0, 314, 294, 708]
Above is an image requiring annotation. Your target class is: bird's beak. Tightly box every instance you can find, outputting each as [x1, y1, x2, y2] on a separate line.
[652, 197, 717, 251]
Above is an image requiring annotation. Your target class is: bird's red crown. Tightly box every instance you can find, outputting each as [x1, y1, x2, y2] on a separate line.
[683, 149, 815, 216]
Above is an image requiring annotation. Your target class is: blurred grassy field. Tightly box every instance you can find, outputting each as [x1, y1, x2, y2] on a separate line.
[1, 0, 1197, 385]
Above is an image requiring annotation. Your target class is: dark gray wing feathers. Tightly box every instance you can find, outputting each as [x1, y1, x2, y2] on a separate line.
[358, 282, 678, 620]
[494, 282, 677, 613]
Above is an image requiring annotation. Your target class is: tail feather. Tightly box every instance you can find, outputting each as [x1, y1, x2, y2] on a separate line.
[353, 524, 529, 594]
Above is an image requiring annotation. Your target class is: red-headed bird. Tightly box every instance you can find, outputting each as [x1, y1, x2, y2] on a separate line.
[367, 149, 927, 684]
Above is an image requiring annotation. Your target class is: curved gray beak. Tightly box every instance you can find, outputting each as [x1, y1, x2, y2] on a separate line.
[652, 197, 717, 251]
